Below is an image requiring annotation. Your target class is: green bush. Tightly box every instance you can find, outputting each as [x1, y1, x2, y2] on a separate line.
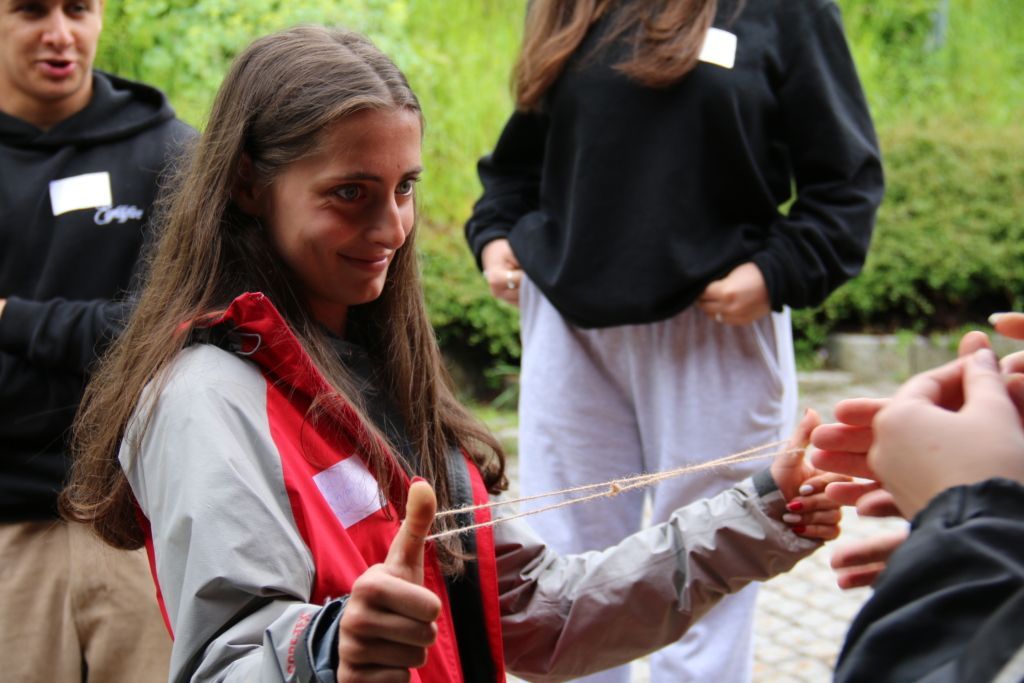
[793, 1, 1024, 362]
[95, 1, 1024, 378]
[840, 0, 1024, 126]
[793, 122, 1024, 359]
[419, 221, 520, 361]
[96, 0, 525, 369]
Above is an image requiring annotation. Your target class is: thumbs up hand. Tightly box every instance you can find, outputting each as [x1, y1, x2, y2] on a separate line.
[337, 480, 442, 682]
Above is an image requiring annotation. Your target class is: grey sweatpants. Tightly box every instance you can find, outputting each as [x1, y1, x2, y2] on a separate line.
[517, 276, 798, 683]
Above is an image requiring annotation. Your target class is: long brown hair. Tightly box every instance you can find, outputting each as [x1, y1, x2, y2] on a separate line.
[60, 25, 506, 571]
[514, 0, 737, 111]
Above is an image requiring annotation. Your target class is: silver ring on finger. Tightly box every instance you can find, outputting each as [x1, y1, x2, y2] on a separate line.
[506, 271, 518, 290]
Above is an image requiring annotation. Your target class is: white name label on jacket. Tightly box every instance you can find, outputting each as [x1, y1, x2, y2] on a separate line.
[699, 28, 737, 69]
[49, 172, 113, 216]
[313, 457, 385, 528]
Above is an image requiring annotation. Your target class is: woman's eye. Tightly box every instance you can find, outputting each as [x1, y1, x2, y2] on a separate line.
[335, 185, 363, 201]
[397, 179, 417, 196]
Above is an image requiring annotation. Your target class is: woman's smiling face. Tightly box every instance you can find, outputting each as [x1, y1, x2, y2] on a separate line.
[255, 107, 422, 335]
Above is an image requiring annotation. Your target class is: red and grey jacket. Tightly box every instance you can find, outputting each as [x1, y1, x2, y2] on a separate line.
[128, 292, 503, 682]
[123, 292, 821, 682]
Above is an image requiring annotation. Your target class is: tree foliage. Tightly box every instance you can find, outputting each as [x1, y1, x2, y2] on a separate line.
[96, 0, 524, 366]
[96, 0, 1024, 374]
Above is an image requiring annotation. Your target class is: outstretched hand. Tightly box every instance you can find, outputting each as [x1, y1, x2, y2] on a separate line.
[869, 348, 1024, 518]
[337, 480, 442, 682]
[810, 328, 1000, 512]
[769, 409, 846, 541]
[812, 323, 1024, 588]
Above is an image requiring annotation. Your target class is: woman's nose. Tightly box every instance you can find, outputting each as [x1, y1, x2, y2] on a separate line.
[369, 197, 410, 250]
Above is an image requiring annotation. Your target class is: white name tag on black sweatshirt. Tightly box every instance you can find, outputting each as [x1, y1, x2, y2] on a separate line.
[699, 28, 737, 69]
[49, 172, 113, 216]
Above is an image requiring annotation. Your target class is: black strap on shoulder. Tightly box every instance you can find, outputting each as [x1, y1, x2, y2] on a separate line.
[443, 447, 498, 681]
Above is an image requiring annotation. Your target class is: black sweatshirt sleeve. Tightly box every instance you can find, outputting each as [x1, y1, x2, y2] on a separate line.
[464, 110, 548, 268]
[0, 296, 132, 374]
[751, 1, 884, 310]
[835, 479, 1024, 683]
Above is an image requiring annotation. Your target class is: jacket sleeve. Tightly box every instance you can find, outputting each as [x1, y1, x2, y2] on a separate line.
[122, 349, 341, 683]
[750, 0, 884, 310]
[464, 110, 548, 268]
[495, 471, 819, 681]
[835, 478, 1024, 683]
[0, 296, 131, 374]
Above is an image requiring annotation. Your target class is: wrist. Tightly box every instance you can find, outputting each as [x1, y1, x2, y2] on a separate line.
[913, 477, 1024, 528]
[480, 239, 508, 268]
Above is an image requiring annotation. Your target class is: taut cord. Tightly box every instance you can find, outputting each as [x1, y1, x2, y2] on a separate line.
[425, 440, 801, 541]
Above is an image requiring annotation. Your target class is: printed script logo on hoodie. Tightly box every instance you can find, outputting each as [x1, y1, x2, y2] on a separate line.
[94, 204, 144, 225]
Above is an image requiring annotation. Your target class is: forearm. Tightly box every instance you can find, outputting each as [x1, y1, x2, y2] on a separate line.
[0, 296, 132, 373]
[465, 110, 547, 267]
[497, 474, 818, 681]
[836, 479, 1024, 682]
[759, 1, 883, 309]
[181, 601, 344, 683]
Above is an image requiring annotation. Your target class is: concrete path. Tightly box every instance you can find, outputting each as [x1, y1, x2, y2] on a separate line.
[500, 370, 903, 682]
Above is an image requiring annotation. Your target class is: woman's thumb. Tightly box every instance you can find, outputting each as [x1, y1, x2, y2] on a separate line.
[384, 479, 437, 585]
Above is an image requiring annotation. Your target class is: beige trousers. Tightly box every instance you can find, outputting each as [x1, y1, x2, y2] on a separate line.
[0, 519, 171, 682]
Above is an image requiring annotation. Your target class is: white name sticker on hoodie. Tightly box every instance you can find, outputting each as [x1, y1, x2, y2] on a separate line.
[699, 28, 737, 69]
[49, 172, 113, 216]
[313, 456, 386, 528]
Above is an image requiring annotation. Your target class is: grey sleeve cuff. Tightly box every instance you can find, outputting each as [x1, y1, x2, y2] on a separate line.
[294, 596, 348, 683]
[752, 468, 780, 498]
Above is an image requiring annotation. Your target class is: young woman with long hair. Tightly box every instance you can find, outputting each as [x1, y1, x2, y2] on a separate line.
[64, 24, 845, 683]
[466, 1, 884, 680]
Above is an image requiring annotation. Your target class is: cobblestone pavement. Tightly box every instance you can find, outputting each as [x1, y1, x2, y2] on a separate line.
[502, 371, 904, 683]
[745, 371, 903, 683]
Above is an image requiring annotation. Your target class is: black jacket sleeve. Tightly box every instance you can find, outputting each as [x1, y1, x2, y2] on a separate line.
[0, 296, 131, 374]
[751, 1, 884, 310]
[464, 110, 548, 269]
[835, 478, 1024, 683]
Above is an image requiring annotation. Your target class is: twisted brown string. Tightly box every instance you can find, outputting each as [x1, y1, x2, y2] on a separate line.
[426, 440, 802, 541]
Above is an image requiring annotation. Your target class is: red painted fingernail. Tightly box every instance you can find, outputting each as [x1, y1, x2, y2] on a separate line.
[792, 525, 807, 534]
[787, 500, 804, 512]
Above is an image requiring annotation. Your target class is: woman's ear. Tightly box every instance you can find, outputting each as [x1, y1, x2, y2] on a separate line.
[232, 153, 262, 216]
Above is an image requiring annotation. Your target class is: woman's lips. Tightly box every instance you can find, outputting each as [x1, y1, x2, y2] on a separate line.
[341, 254, 391, 273]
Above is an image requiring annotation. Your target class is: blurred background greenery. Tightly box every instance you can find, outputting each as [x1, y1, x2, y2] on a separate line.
[96, 0, 1024, 391]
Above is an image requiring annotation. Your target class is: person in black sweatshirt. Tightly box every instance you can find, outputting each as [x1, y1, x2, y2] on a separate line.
[465, 1, 883, 681]
[0, 1, 193, 680]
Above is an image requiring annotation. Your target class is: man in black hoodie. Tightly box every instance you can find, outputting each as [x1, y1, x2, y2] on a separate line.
[0, 1, 194, 679]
